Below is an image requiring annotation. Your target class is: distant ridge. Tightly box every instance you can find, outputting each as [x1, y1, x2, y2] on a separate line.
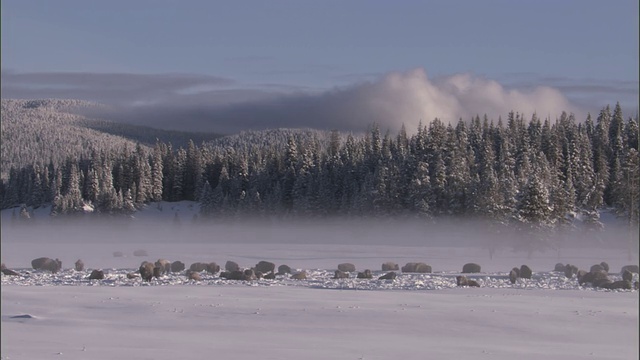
[0, 99, 223, 177]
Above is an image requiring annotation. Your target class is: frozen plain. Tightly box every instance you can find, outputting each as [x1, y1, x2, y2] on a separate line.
[1, 203, 639, 360]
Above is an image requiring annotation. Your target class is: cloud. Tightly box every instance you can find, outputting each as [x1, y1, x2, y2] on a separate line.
[1, 68, 599, 134]
[496, 73, 639, 114]
[1, 70, 235, 106]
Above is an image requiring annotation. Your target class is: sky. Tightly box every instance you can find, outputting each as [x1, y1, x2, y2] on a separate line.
[1, 0, 638, 134]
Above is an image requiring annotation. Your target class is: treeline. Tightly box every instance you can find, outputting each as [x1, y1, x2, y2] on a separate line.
[0, 99, 222, 179]
[2, 104, 638, 233]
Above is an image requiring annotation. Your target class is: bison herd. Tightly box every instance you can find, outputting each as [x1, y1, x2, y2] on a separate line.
[1, 256, 638, 291]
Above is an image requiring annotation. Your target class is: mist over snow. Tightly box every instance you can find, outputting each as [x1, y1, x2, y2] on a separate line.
[2, 207, 638, 360]
[4, 68, 586, 134]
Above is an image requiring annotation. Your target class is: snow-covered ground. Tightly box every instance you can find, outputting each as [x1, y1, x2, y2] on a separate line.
[1, 202, 638, 359]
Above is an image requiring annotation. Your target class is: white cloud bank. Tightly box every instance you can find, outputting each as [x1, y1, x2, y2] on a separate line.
[2, 68, 592, 134]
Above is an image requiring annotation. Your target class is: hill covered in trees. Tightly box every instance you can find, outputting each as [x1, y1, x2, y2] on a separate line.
[0, 99, 222, 178]
[1, 100, 638, 254]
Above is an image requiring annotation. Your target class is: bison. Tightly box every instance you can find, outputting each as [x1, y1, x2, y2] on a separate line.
[621, 265, 639, 274]
[564, 264, 578, 278]
[333, 270, 350, 279]
[206, 262, 220, 274]
[277, 264, 292, 275]
[603, 280, 632, 290]
[337, 263, 356, 272]
[2, 268, 20, 276]
[462, 263, 481, 273]
[133, 249, 148, 257]
[186, 270, 202, 281]
[381, 262, 399, 271]
[189, 262, 208, 272]
[220, 270, 255, 281]
[401, 262, 432, 273]
[519, 265, 532, 279]
[378, 272, 397, 280]
[1, 264, 20, 276]
[357, 269, 373, 279]
[255, 261, 276, 274]
[88, 270, 104, 280]
[155, 259, 171, 274]
[509, 268, 518, 284]
[456, 275, 480, 287]
[139, 261, 155, 282]
[171, 261, 186, 272]
[578, 270, 609, 287]
[291, 271, 307, 280]
[74, 259, 85, 272]
[31, 257, 62, 273]
[225, 261, 240, 272]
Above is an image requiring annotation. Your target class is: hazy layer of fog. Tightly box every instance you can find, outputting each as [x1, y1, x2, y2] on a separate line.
[3, 68, 624, 134]
[2, 215, 636, 251]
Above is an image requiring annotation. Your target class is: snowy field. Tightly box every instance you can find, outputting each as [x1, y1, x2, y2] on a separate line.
[1, 204, 639, 359]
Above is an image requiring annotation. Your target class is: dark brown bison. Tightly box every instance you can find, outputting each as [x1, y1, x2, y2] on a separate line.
[564, 264, 578, 278]
[74, 259, 85, 271]
[133, 249, 148, 257]
[220, 270, 255, 281]
[171, 261, 185, 272]
[139, 261, 155, 282]
[277, 264, 292, 275]
[153, 266, 162, 279]
[382, 262, 399, 271]
[378, 272, 397, 280]
[225, 261, 240, 272]
[602, 280, 631, 290]
[456, 275, 480, 287]
[462, 263, 481, 273]
[357, 269, 373, 279]
[255, 261, 276, 274]
[88, 270, 104, 280]
[205, 262, 220, 274]
[31, 257, 62, 273]
[509, 269, 518, 284]
[579, 270, 609, 287]
[519, 265, 532, 279]
[2, 268, 20, 276]
[189, 262, 208, 272]
[401, 262, 432, 273]
[554, 263, 565, 272]
[155, 259, 171, 274]
[337, 263, 356, 272]
[1, 264, 20, 276]
[333, 270, 350, 279]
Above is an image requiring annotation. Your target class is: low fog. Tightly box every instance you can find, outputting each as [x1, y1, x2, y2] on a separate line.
[2, 213, 637, 268]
